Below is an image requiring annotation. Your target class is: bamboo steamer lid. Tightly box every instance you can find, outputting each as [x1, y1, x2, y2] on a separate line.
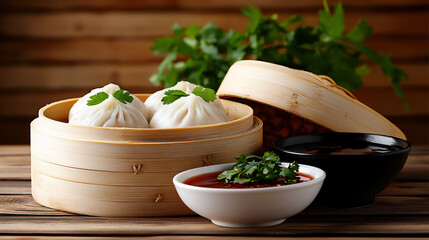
[217, 60, 406, 146]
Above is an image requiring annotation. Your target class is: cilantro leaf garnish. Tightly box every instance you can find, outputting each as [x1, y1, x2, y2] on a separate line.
[113, 89, 134, 104]
[87, 92, 109, 106]
[192, 86, 217, 103]
[161, 90, 189, 105]
[87, 89, 134, 106]
[161, 86, 217, 105]
[217, 151, 299, 184]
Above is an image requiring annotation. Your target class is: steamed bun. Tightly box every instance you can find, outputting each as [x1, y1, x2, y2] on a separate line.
[145, 81, 197, 119]
[145, 81, 226, 119]
[149, 94, 229, 128]
[68, 83, 149, 128]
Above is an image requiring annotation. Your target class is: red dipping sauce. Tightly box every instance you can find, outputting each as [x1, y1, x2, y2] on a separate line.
[184, 171, 313, 189]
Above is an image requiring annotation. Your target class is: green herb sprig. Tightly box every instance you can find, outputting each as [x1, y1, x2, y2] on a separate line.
[113, 89, 134, 104]
[217, 151, 299, 184]
[161, 85, 217, 105]
[86, 89, 134, 106]
[192, 86, 217, 103]
[151, 2, 409, 110]
[161, 90, 190, 105]
[87, 92, 109, 106]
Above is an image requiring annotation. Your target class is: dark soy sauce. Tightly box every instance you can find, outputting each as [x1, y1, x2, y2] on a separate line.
[286, 142, 400, 155]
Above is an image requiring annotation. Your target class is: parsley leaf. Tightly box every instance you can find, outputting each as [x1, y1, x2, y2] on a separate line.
[346, 19, 372, 42]
[318, 1, 345, 40]
[113, 89, 134, 104]
[161, 90, 189, 105]
[161, 86, 217, 105]
[87, 92, 109, 106]
[192, 86, 217, 103]
[217, 151, 299, 184]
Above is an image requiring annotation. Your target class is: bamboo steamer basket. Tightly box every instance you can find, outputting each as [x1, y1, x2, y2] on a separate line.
[37, 95, 254, 142]
[217, 60, 406, 148]
[32, 173, 189, 216]
[31, 94, 263, 217]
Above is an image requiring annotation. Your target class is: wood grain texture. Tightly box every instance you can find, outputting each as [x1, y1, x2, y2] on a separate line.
[0, 91, 92, 119]
[0, 145, 29, 155]
[2, 187, 428, 216]
[0, 37, 426, 64]
[0, 237, 423, 240]
[0, 64, 161, 90]
[0, 0, 427, 145]
[2, 180, 427, 196]
[0, 145, 427, 237]
[0, 39, 158, 63]
[378, 181, 429, 196]
[1, 63, 427, 91]
[0, 156, 30, 180]
[0, 181, 31, 194]
[0, 0, 427, 10]
[0, 215, 428, 236]
[0, 0, 428, 236]
[0, 194, 73, 216]
[354, 86, 429, 116]
[396, 154, 429, 181]
[362, 63, 429, 87]
[388, 116, 429, 146]
[0, 11, 426, 38]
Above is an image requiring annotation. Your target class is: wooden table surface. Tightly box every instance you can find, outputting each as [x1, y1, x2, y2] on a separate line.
[0, 145, 428, 239]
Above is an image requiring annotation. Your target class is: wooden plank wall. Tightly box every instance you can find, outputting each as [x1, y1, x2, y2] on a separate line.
[0, 0, 427, 145]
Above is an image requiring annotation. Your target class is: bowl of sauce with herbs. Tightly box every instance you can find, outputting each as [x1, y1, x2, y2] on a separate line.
[184, 169, 314, 189]
[273, 132, 410, 208]
[173, 152, 326, 228]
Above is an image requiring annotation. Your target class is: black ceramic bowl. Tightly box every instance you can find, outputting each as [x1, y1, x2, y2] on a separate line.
[272, 133, 410, 208]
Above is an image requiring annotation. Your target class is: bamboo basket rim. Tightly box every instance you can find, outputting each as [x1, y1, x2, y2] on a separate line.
[39, 94, 253, 131]
[217, 60, 406, 140]
[31, 116, 263, 145]
[220, 60, 376, 119]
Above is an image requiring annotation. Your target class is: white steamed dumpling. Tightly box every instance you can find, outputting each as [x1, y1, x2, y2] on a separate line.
[68, 83, 149, 128]
[149, 94, 229, 128]
[145, 81, 226, 119]
[145, 81, 197, 119]
[81, 83, 149, 119]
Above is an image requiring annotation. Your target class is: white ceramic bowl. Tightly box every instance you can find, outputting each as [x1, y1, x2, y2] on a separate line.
[173, 162, 326, 228]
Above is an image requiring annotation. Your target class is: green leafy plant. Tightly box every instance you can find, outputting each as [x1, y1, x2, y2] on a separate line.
[217, 151, 299, 184]
[161, 85, 218, 105]
[151, 1, 409, 109]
